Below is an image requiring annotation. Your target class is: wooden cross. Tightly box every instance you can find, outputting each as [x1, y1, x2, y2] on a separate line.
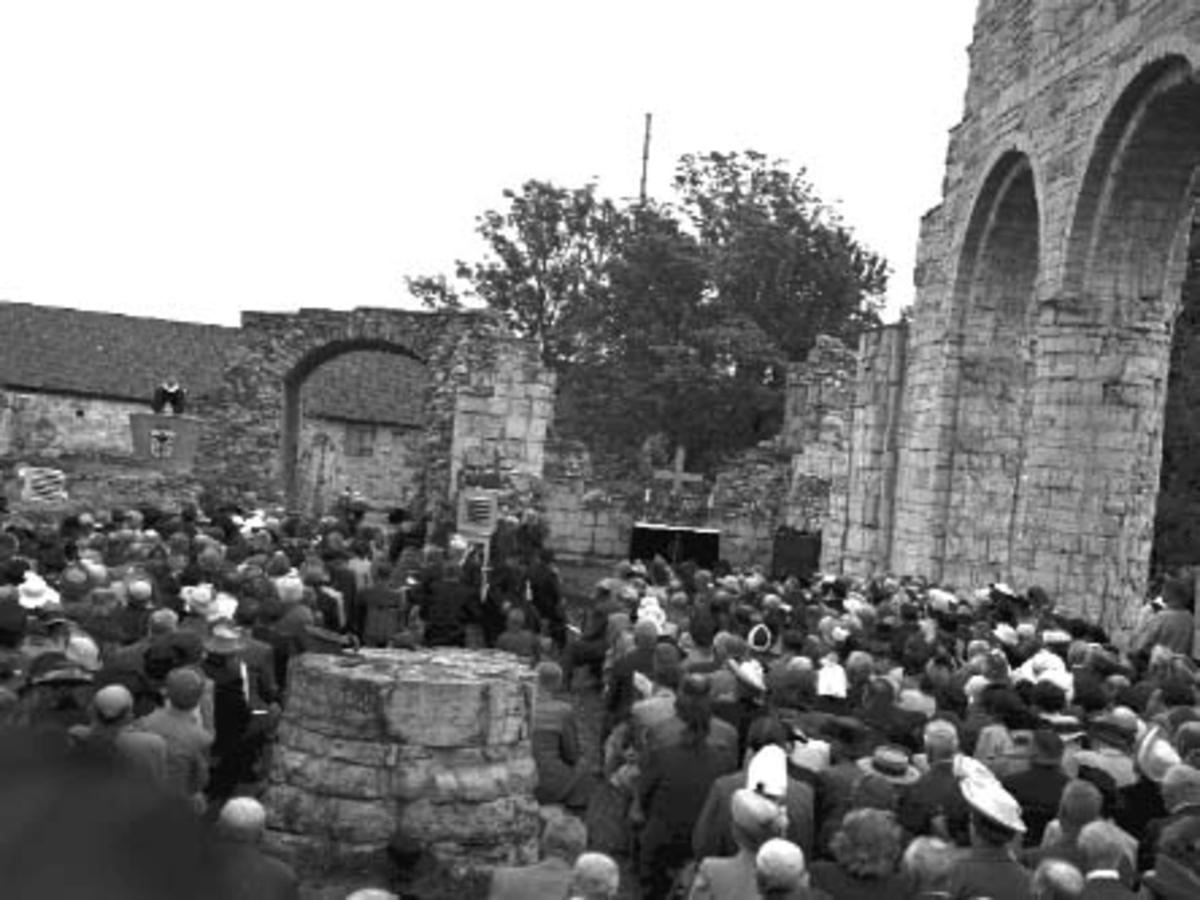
[653, 446, 704, 495]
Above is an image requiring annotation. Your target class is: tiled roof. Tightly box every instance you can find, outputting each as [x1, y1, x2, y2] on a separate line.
[0, 301, 427, 427]
[303, 351, 426, 427]
[0, 301, 235, 400]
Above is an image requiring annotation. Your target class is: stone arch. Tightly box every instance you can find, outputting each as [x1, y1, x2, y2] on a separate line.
[198, 308, 511, 514]
[1041, 53, 1200, 622]
[1063, 53, 1200, 317]
[941, 150, 1040, 586]
[281, 338, 430, 510]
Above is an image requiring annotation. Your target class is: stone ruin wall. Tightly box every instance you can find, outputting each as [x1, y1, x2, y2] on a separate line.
[851, 0, 1200, 628]
[541, 335, 867, 572]
[265, 649, 540, 888]
[191, 308, 553, 525]
[449, 334, 556, 501]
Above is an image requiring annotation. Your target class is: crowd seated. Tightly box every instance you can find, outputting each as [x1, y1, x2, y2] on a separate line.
[4, 497, 1200, 899]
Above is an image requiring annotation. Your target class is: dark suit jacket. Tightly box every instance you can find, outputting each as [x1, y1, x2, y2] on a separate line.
[948, 846, 1031, 900]
[639, 739, 738, 846]
[1080, 874, 1138, 900]
[240, 637, 278, 708]
[692, 766, 815, 860]
[1002, 763, 1069, 845]
[897, 760, 972, 845]
[215, 841, 299, 900]
[605, 644, 656, 720]
[487, 858, 574, 900]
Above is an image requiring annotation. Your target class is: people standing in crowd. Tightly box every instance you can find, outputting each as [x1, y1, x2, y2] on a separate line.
[7, 502, 1200, 897]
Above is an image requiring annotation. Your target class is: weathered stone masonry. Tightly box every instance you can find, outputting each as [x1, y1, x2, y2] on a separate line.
[834, 0, 1200, 629]
[193, 307, 553, 523]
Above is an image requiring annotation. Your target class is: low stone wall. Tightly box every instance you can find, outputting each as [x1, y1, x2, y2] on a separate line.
[264, 649, 540, 886]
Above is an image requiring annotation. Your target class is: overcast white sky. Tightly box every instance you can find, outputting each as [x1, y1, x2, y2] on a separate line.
[0, 2, 977, 327]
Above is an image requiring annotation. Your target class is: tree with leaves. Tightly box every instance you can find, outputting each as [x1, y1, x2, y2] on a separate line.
[408, 151, 888, 471]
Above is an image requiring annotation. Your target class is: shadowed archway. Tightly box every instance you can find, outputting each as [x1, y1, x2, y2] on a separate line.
[941, 151, 1040, 587]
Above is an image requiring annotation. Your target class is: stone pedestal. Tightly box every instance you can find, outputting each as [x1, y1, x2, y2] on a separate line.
[129, 413, 202, 472]
[263, 649, 540, 885]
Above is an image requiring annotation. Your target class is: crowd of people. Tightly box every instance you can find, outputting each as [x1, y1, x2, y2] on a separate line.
[517, 559, 1200, 900]
[2, 497, 1200, 900]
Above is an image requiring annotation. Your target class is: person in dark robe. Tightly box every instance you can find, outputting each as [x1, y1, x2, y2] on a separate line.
[151, 378, 187, 415]
[413, 559, 482, 648]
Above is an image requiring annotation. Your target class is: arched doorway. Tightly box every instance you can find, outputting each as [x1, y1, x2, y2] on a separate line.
[1056, 55, 1200, 618]
[284, 345, 430, 514]
[941, 152, 1040, 587]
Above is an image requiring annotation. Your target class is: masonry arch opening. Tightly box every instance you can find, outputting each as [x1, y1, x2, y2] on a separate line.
[281, 339, 430, 514]
[1060, 55, 1200, 598]
[942, 151, 1039, 587]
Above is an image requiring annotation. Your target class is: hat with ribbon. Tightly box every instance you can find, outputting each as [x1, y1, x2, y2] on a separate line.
[856, 745, 920, 785]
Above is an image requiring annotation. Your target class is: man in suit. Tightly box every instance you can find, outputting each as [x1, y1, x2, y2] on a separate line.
[1003, 728, 1071, 846]
[487, 812, 587, 900]
[1077, 821, 1137, 900]
[692, 717, 815, 860]
[898, 718, 972, 845]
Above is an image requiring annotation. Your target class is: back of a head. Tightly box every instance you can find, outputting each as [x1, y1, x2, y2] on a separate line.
[1032, 858, 1085, 900]
[540, 812, 587, 862]
[92, 684, 134, 725]
[633, 618, 659, 649]
[1077, 821, 1126, 873]
[536, 661, 563, 693]
[746, 715, 789, 755]
[756, 838, 807, 896]
[903, 836, 954, 890]
[730, 788, 786, 852]
[923, 719, 960, 762]
[165, 667, 205, 712]
[217, 797, 267, 844]
[1162, 763, 1200, 814]
[1058, 779, 1103, 832]
[148, 608, 179, 636]
[652, 642, 682, 690]
[570, 851, 619, 899]
[830, 808, 903, 878]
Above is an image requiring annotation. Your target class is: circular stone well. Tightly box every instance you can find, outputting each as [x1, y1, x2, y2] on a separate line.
[263, 648, 540, 882]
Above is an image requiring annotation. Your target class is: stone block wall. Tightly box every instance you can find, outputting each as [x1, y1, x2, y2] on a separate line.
[297, 419, 425, 515]
[265, 649, 540, 886]
[781, 337, 858, 569]
[869, 0, 1200, 622]
[0, 390, 147, 458]
[839, 324, 908, 575]
[449, 336, 555, 496]
[542, 336, 862, 573]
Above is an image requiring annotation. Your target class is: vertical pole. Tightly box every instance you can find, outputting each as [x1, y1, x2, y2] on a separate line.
[640, 112, 653, 205]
